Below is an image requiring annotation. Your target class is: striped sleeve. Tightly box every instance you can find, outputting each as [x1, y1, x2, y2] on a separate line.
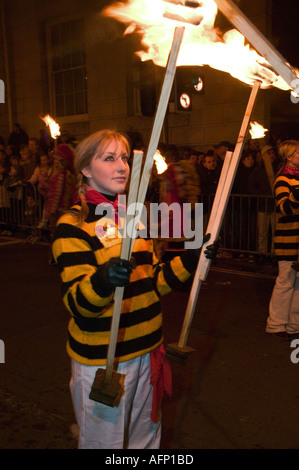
[152, 247, 195, 296]
[52, 222, 114, 318]
[275, 176, 299, 216]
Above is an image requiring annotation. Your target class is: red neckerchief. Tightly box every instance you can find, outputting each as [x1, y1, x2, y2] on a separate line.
[84, 188, 119, 209]
[75, 188, 126, 225]
[283, 165, 299, 176]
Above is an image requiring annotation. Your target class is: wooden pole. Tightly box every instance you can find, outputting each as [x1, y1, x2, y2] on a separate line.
[167, 80, 262, 358]
[105, 150, 143, 383]
[130, 26, 185, 257]
[101, 26, 185, 389]
[213, 0, 298, 89]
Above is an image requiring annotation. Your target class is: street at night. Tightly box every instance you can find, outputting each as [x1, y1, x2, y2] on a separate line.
[1, 238, 299, 450]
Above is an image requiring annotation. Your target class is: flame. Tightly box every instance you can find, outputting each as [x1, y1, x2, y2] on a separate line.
[40, 114, 61, 139]
[249, 121, 268, 139]
[154, 150, 168, 174]
[103, 0, 297, 91]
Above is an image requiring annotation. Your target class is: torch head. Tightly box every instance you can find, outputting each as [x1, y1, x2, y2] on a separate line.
[162, 0, 204, 26]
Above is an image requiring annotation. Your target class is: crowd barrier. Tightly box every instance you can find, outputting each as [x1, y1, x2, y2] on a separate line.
[0, 184, 276, 256]
[0, 183, 44, 238]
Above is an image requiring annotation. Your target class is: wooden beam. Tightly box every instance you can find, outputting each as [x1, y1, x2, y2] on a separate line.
[129, 26, 185, 256]
[213, 0, 298, 89]
[177, 80, 262, 351]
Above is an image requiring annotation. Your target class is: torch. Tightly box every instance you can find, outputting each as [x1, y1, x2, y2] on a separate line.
[166, 79, 262, 363]
[40, 114, 61, 149]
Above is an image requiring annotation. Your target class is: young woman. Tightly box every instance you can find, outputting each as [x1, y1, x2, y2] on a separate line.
[52, 129, 217, 449]
[266, 140, 299, 339]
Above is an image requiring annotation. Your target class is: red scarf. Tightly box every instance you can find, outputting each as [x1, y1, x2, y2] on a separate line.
[283, 165, 299, 176]
[75, 187, 126, 224]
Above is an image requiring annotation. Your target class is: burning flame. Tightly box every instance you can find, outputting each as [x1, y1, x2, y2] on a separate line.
[103, 0, 297, 91]
[154, 150, 168, 174]
[249, 121, 268, 139]
[40, 114, 61, 139]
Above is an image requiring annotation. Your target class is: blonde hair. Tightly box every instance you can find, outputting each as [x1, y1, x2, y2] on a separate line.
[275, 139, 299, 180]
[74, 129, 130, 225]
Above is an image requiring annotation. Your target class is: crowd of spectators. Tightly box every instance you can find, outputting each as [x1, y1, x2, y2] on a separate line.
[0, 123, 77, 243]
[0, 124, 287, 263]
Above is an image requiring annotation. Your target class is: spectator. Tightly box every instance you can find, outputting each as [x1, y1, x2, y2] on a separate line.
[198, 153, 221, 194]
[28, 137, 43, 164]
[0, 162, 10, 233]
[27, 154, 53, 240]
[248, 145, 278, 261]
[8, 123, 29, 154]
[19, 145, 37, 181]
[5, 144, 17, 161]
[5, 155, 24, 235]
[44, 144, 77, 240]
[0, 149, 8, 167]
[232, 150, 257, 253]
[198, 154, 221, 232]
[38, 129, 51, 155]
[213, 140, 234, 167]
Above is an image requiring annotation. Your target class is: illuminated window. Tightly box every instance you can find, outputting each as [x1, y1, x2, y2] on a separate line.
[48, 18, 88, 118]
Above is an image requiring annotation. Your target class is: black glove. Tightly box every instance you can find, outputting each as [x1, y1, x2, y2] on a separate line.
[291, 185, 299, 201]
[104, 257, 136, 288]
[180, 233, 221, 273]
[203, 233, 221, 260]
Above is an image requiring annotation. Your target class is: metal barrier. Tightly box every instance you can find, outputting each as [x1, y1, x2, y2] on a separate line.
[0, 183, 44, 237]
[199, 193, 276, 256]
[0, 185, 276, 256]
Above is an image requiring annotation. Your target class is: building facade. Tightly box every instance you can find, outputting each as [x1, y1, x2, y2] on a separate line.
[0, 0, 298, 151]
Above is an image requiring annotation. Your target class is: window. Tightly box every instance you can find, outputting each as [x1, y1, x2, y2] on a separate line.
[48, 18, 88, 118]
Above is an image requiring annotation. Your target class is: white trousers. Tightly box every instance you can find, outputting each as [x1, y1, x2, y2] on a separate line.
[266, 261, 299, 334]
[70, 354, 161, 449]
[257, 211, 276, 253]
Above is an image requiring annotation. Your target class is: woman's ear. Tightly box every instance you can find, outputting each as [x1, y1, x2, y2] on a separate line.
[81, 167, 91, 178]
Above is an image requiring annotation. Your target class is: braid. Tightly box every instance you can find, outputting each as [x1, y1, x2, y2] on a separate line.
[77, 173, 89, 226]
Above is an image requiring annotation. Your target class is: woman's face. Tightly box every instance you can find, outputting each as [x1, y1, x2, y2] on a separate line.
[82, 140, 130, 195]
[287, 146, 299, 168]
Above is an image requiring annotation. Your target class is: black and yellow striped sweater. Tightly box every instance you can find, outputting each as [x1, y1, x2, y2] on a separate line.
[52, 200, 197, 366]
[274, 171, 299, 261]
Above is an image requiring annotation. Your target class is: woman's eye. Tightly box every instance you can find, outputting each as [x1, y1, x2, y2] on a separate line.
[122, 155, 129, 163]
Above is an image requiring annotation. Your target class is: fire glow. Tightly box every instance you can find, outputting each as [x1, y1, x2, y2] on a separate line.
[40, 114, 61, 139]
[154, 150, 168, 174]
[103, 0, 297, 91]
[249, 121, 268, 140]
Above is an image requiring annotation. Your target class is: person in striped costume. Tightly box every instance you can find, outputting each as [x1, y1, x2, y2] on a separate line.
[266, 140, 299, 339]
[52, 129, 218, 449]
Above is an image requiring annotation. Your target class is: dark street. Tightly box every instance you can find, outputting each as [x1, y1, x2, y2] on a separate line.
[0, 238, 299, 450]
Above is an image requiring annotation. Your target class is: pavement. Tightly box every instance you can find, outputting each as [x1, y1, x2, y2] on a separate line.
[0, 237, 299, 450]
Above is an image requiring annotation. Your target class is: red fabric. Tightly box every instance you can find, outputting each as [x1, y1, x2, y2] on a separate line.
[55, 144, 75, 172]
[283, 165, 299, 176]
[150, 344, 172, 423]
[75, 188, 127, 225]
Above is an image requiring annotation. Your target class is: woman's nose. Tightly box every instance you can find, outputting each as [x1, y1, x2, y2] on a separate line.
[116, 157, 127, 171]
